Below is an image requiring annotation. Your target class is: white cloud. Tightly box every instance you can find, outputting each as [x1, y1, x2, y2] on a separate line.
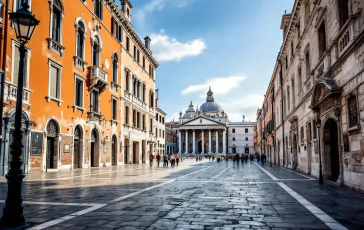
[220, 94, 264, 122]
[181, 76, 247, 96]
[150, 32, 206, 62]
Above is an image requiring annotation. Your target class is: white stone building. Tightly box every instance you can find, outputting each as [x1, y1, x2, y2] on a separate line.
[228, 122, 255, 154]
[155, 107, 166, 155]
[260, 0, 364, 192]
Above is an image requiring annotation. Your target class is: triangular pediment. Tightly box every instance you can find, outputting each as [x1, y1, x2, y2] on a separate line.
[179, 116, 226, 129]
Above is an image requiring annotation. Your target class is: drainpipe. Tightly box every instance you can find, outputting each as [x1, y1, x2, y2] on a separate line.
[279, 59, 285, 167]
[0, 0, 9, 163]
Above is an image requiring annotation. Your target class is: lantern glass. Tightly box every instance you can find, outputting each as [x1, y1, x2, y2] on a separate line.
[9, 2, 39, 44]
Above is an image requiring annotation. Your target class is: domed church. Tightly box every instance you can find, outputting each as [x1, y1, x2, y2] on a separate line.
[178, 87, 229, 155]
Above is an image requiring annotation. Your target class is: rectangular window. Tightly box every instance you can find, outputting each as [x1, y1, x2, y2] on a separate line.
[137, 112, 140, 128]
[150, 118, 153, 132]
[245, 128, 248, 133]
[318, 22, 327, 58]
[348, 95, 358, 128]
[52, 9, 61, 42]
[142, 115, 145, 130]
[111, 17, 114, 34]
[125, 106, 129, 124]
[137, 50, 140, 63]
[338, 0, 349, 28]
[94, 0, 103, 19]
[133, 46, 136, 59]
[12, 44, 28, 87]
[126, 37, 130, 52]
[132, 110, 136, 127]
[313, 120, 317, 139]
[112, 98, 117, 120]
[300, 126, 304, 144]
[305, 50, 310, 79]
[50, 65, 61, 99]
[91, 90, 99, 112]
[125, 71, 129, 91]
[298, 67, 302, 93]
[142, 56, 145, 69]
[75, 78, 83, 107]
[155, 127, 157, 136]
[117, 25, 122, 41]
[232, 129, 235, 133]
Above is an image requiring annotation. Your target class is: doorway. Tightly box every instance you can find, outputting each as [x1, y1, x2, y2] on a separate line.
[142, 140, 146, 163]
[46, 120, 59, 170]
[90, 129, 99, 167]
[292, 134, 298, 169]
[111, 135, 117, 166]
[307, 122, 312, 174]
[133, 142, 139, 163]
[124, 138, 130, 164]
[323, 118, 340, 180]
[74, 126, 82, 168]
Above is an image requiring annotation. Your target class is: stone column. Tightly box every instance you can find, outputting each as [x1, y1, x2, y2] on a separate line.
[185, 130, 188, 154]
[178, 130, 182, 154]
[223, 129, 226, 155]
[208, 130, 212, 153]
[192, 130, 196, 154]
[202, 130, 205, 156]
[215, 130, 219, 154]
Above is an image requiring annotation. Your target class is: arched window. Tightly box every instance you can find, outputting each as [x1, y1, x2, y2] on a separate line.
[74, 125, 82, 139]
[112, 53, 118, 83]
[76, 21, 85, 59]
[137, 81, 140, 98]
[150, 92, 154, 107]
[51, 0, 63, 43]
[125, 70, 130, 91]
[92, 36, 101, 66]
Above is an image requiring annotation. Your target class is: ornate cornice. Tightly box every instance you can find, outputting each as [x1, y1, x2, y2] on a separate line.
[103, 0, 159, 68]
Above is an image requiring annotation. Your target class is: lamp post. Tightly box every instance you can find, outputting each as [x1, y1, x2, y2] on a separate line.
[316, 119, 323, 185]
[0, 1, 39, 227]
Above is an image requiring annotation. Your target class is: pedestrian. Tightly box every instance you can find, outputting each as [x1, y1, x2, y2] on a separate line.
[156, 152, 161, 167]
[176, 154, 179, 166]
[196, 156, 198, 162]
[209, 155, 211, 161]
[236, 153, 240, 164]
[149, 154, 154, 167]
[171, 154, 176, 167]
[212, 155, 215, 161]
[163, 154, 167, 167]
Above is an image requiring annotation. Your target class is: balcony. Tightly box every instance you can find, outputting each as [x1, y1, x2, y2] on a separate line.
[73, 56, 87, 71]
[47, 38, 65, 56]
[88, 66, 108, 93]
[338, 23, 352, 55]
[87, 111, 103, 121]
[124, 90, 147, 109]
[4, 82, 32, 104]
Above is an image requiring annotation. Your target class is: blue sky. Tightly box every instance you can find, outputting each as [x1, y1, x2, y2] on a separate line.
[124, 0, 294, 122]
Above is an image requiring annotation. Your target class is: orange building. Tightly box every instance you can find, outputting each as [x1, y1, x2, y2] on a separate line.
[0, 0, 158, 174]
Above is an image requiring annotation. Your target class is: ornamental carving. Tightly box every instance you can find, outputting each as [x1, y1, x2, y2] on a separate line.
[310, 78, 342, 111]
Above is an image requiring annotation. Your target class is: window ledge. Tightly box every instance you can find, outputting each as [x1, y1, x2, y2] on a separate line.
[47, 38, 65, 56]
[72, 105, 86, 113]
[46, 96, 63, 106]
[346, 125, 360, 132]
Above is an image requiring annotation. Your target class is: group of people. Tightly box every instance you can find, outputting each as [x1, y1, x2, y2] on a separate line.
[149, 153, 182, 168]
[225, 152, 266, 163]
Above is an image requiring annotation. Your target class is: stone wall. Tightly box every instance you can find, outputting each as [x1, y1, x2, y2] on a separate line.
[61, 135, 73, 165]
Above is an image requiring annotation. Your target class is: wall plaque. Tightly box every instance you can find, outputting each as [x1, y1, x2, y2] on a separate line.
[64, 144, 70, 153]
[31, 131, 43, 155]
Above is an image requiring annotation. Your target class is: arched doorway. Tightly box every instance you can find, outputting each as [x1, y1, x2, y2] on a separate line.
[142, 140, 146, 163]
[124, 138, 129, 164]
[111, 135, 117, 165]
[74, 125, 82, 168]
[90, 129, 99, 167]
[323, 118, 340, 180]
[46, 120, 59, 170]
[133, 141, 139, 163]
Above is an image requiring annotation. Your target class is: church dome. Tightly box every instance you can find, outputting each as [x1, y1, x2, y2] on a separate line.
[200, 101, 223, 112]
[200, 86, 223, 112]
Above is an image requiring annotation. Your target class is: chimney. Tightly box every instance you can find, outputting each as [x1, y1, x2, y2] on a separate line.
[144, 36, 151, 50]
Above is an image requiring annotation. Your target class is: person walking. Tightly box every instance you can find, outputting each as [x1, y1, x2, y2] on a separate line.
[156, 152, 161, 167]
[163, 154, 167, 167]
[176, 154, 179, 166]
[171, 154, 176, 168]
[149, 154, 154, 167]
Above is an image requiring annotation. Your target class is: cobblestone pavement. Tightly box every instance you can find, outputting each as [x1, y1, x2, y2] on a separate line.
[1, 159, 364, 230]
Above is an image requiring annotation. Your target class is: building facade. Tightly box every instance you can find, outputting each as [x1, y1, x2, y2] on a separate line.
[155, 107, 166, 155]
[228, 122, 255, 155]
[256, 0, 364, 191]
[165, 121, 177, 154]
[0, 0, 158, 174]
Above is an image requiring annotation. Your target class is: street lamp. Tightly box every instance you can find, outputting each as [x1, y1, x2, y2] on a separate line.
[316, 119, 323, 185]
[0, 1, 39, 227]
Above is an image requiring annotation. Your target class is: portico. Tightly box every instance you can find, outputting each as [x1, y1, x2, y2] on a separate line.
[178, 117, 227, 156]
